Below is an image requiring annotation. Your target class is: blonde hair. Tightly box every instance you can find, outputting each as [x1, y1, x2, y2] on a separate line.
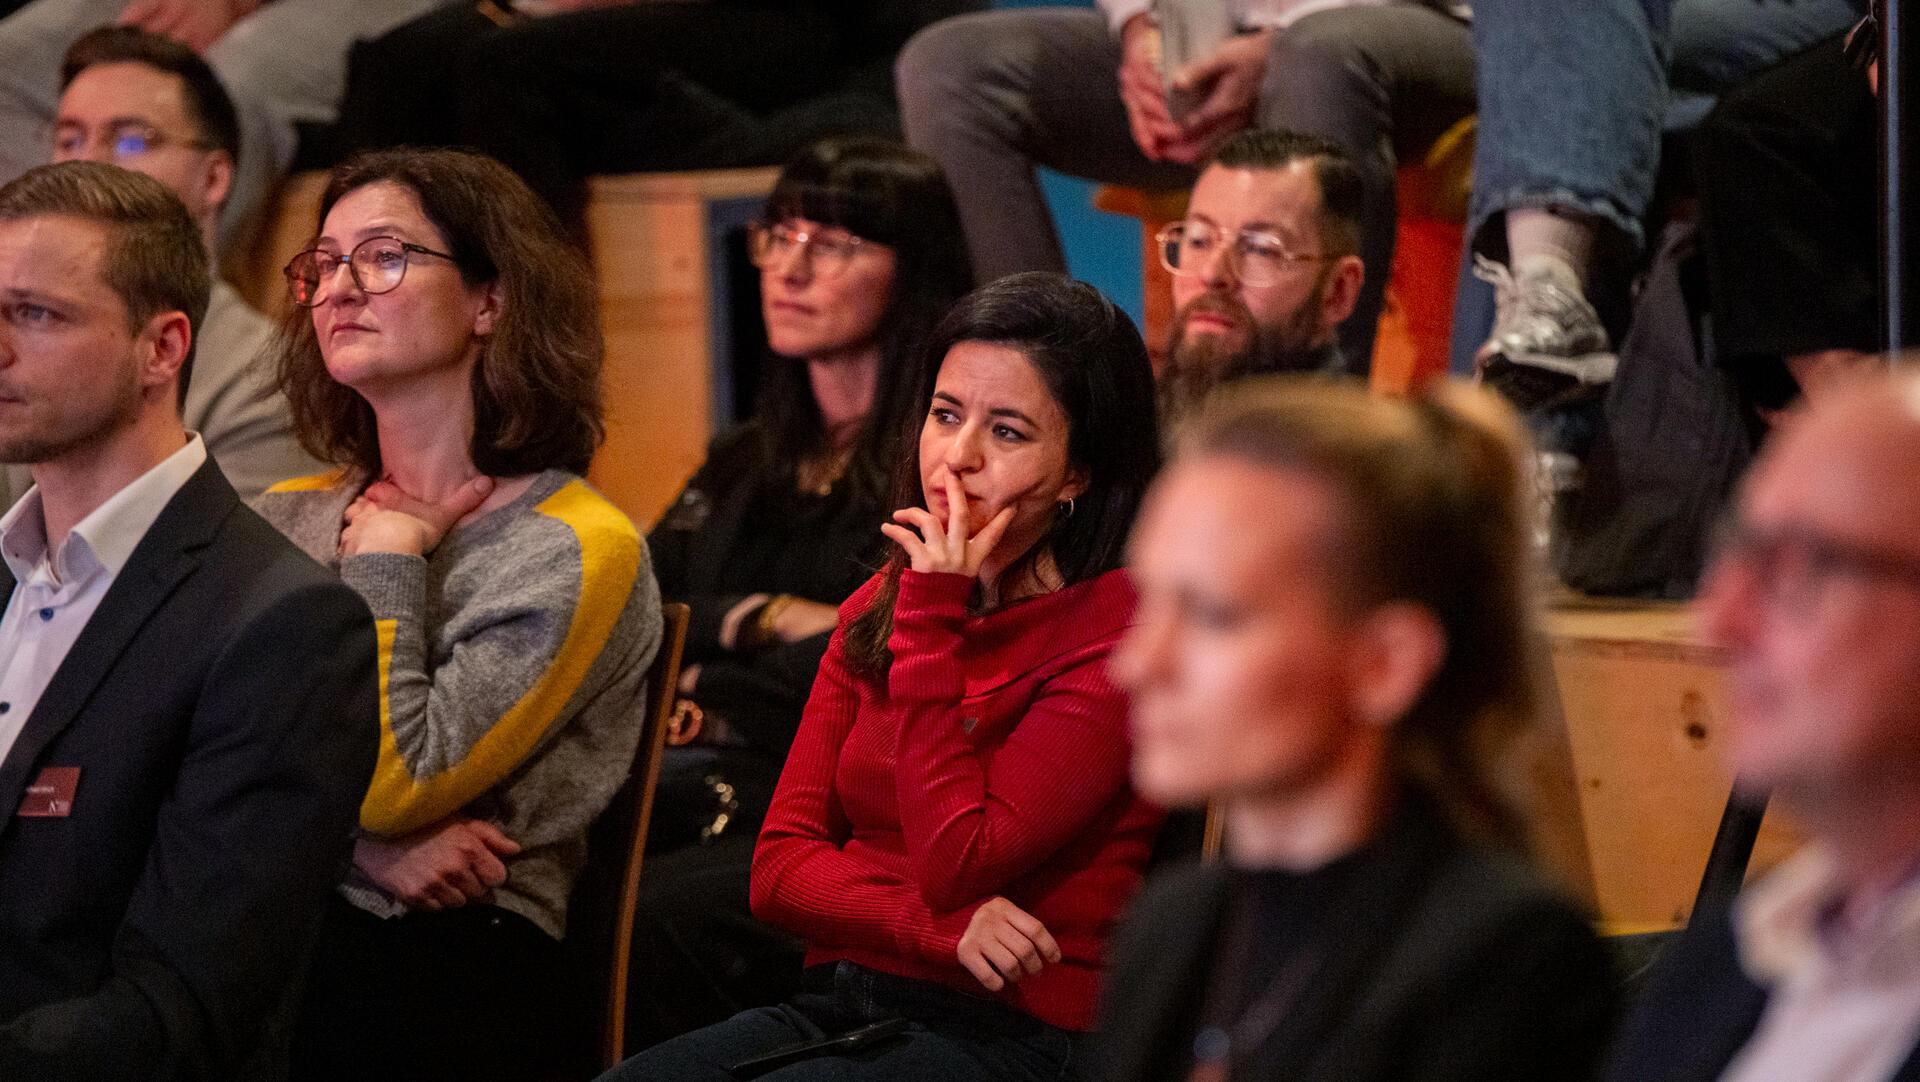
[1182, 377, 1540, 846]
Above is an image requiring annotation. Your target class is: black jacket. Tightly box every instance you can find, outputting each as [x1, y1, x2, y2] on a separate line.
[1089, 799, 1620, 1081]
[0, 460, 378, 1081]
[648, 424, 887, 760]
[1602, 899, 1920, 1081]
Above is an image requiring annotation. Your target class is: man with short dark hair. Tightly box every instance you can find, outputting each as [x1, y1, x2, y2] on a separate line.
[0, 24, 320, 508]
[1603, 369, 1920, 1081]
[1155, 129, 1367, 429]
[0, 160, 377, 1079]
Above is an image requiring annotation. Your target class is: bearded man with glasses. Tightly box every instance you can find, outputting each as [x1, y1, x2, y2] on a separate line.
[1603, 365, 1920, 1082]
[1153, 130, 1368, 434]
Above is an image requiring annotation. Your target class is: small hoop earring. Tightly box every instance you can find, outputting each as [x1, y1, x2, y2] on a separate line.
[1061, 497, 1076, 518]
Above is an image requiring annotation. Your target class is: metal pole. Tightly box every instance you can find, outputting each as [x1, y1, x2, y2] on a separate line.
[1886, 0, 1914, 352]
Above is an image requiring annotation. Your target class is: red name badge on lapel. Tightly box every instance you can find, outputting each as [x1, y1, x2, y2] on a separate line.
[16, 766, 79, 817]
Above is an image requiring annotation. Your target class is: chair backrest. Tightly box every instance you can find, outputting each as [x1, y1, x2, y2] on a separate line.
[564, 602, 689, 1074]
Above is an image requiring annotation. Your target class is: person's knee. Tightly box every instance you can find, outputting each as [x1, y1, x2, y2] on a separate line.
[897, 11, 1014, 115]
[1260, 19, 1380, 135]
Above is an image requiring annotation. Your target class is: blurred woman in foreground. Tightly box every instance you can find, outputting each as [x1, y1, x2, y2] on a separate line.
[1100, 378, 1620, 1081]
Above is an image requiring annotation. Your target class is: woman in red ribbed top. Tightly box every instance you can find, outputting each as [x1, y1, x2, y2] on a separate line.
[603, 273, 1162, 1081]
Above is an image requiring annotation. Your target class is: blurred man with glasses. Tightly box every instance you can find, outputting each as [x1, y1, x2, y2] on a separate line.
[1603, 366, 1920, 1081]
[0, 24, 318, 510]
[1155, 129, 1367, 430]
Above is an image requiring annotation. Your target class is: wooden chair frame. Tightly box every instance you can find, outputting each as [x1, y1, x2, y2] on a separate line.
[566, 602, 690, 1074]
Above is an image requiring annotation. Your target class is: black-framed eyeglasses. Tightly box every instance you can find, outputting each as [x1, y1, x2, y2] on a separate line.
[1708, 515, 1920, 612]
[283, 235, 459, 307]
[1155, 221, 1330, 287]
[48, 119, 212, 163]
[746, 220, 875, 278]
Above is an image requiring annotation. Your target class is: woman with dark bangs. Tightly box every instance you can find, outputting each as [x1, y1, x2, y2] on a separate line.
[630, 136, 973, 1047]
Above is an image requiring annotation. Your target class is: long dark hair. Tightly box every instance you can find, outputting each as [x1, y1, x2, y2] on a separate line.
[1186, 379, 1538, 848]
[752, 137, 972, 506]
[276, 148, 602, 478]
[845, 272, 1161, 676]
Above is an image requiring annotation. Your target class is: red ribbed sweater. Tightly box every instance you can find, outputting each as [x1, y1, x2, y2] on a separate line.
[750, 567, 1162, 1032]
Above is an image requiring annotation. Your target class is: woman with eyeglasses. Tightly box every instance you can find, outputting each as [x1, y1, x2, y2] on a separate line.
[254, 147, 663, 1082]
[1094, 378, 1619, 1081]
[629, 136, 973, 1048]
[600, 272, 1163, 1081]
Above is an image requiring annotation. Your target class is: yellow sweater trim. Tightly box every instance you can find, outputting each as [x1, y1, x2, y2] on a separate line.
[358, 479, 641, 834]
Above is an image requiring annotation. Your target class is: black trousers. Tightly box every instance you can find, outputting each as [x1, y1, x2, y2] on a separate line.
[1695, 31, 1880, 409]
[336, 3, 898, 228]
[291, 897, 565, 1082]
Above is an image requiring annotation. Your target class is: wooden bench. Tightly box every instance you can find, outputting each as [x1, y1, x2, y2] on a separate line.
[1534, 596, 1801, 933]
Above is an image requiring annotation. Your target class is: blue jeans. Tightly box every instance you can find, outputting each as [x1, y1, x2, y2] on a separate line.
[1452, 0, 1866, 370]
[599, 961, 1081, 1081]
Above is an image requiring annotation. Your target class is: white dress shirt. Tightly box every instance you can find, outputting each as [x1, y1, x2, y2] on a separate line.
[0, 435, 207, 766]
[1722, 844, 1920, 1082]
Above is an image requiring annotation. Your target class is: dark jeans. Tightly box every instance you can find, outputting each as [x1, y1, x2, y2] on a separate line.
[604, 961, 1081, 1081]
[291, 897, 564, 1082]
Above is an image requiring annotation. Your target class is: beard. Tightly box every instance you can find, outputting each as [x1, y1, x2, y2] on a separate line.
[0, 361, 144, 467]
[1158, 278, 1335, 438]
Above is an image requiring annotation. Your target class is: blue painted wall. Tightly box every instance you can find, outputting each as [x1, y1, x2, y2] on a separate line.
[993, 0, 1144, 328]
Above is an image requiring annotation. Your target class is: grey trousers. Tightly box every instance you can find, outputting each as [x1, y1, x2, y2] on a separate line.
[0, 0, 452, 254]
[896, 4, 1475, 368]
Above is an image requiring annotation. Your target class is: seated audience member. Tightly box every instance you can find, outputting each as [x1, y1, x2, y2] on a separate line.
[331, 0, 983, 236]
[1463, 0, 1865, 409]
[1602, 369, 1920, 1080]
[631, 137, 973, 1047]
[0, 25, 321, 511]
[1154, 129, 1367, 433]
[897, 0, 1474, 367]
[0, 0, 454, 255]
[0, 162, 378, 1076]
[601, 272, 1164, 1081]
[1695, 3, 1883, 418]
[253, 148, 663, 1082]
[1097, 377, 1621, 1079]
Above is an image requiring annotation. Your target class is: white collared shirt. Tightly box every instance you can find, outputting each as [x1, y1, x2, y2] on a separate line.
[0, 435, 207, 767]
[1722, 844, 1920, 1082]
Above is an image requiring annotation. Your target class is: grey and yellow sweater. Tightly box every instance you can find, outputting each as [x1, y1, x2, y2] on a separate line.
[256, 468, 662, 939]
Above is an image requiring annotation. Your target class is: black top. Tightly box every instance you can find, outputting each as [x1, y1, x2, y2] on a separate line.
[1090, 793, 1622, 1082]
[648, 423, 888, 760]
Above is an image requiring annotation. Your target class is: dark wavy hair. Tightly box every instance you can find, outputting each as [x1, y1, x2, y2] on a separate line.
[1184, 378, 1539, 847]
[751, 137, 973, 506]
[275, 147, 603, 478]
[845, 272, 1161, 676]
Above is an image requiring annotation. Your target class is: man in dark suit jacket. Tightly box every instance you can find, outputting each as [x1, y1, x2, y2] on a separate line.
[0, 161, 377, 1079]
[1604, 369, 1920, 1082]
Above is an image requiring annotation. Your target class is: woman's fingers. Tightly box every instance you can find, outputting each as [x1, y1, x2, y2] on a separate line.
[958, 943, 1005, 992]
[943, 472, 970, 547]
[965, 506, 1017, 573]
[981, 937, 1026, 986]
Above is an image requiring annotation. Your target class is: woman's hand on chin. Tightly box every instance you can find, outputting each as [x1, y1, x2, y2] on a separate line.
[340, 477, 494, 557]
[880, 473, 1014, 579]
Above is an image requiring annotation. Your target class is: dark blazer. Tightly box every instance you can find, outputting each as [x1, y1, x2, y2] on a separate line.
[1602, 901, 1920, 1081]
[1089, 800, 1621, 1082]
[0, 459, 378, 1081]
